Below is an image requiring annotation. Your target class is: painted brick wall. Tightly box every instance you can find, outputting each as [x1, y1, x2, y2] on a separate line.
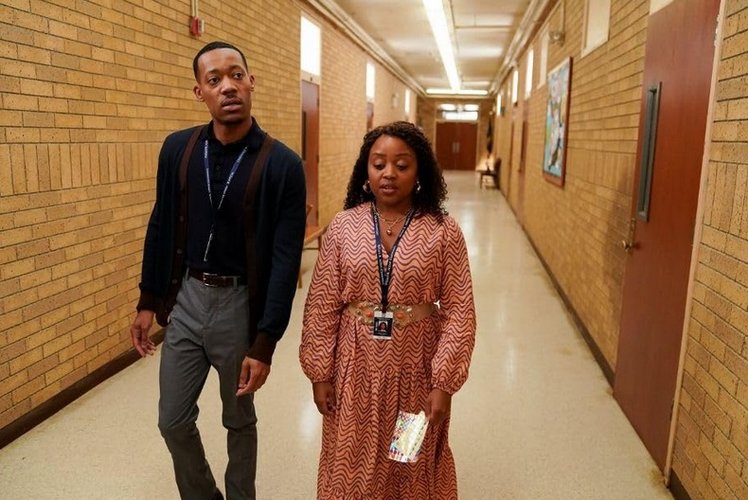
[672, 1, 748, 498]
[497, 0, 648, 369]
[0, 0, 417, 431]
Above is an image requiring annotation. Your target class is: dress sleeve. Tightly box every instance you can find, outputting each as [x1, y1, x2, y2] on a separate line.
[299, 215, 345, 383]
[431, 217, 476, 394]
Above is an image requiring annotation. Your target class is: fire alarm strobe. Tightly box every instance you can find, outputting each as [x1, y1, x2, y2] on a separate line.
[190, 16, 204, 37]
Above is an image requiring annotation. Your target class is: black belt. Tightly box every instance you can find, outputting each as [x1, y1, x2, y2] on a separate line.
[188, 269, 247, 287]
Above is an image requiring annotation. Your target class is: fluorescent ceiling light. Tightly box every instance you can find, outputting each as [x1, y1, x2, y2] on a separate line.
[438, 103, 458, 111]
[422, 0, 460, 90]
[426, 88, 488, 96]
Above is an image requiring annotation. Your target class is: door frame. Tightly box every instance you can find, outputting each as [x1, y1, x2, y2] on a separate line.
[663, 0, 725, 480]
[301, 79, 319, 226]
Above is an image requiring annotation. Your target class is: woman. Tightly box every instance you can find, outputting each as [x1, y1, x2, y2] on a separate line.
[300, 121, 476, 499]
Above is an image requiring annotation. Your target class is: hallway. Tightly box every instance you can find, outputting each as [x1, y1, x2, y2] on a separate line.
[0, 171, 672, 499]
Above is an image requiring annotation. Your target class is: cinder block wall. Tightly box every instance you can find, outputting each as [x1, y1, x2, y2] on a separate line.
[0, 0, 417, 432]
[672, 1, 748, 497]
[498, 0, 648, 369]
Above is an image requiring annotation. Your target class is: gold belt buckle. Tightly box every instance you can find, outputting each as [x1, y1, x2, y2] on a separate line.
[348, 302, 419, 327]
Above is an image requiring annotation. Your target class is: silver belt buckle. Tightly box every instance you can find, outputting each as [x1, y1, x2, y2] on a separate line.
[202, 272, 219, 287]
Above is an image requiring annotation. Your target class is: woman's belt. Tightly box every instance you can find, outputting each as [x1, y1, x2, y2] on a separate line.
[346, 301, 437, 328]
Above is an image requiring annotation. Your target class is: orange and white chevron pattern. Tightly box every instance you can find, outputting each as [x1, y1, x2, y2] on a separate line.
[300, 203, 476, 499]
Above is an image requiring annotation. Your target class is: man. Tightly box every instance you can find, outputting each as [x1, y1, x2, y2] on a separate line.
[130, 41, 306, 500]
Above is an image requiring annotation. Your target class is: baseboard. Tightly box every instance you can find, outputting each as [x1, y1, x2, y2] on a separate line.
[668, 470, 692, 500]
[0, 329, 165, 449]
[522, 231, 615, 386]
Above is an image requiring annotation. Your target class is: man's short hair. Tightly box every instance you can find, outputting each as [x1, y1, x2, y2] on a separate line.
[193, 41, 249, 81]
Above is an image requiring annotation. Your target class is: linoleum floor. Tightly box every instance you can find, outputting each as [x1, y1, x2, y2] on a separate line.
[0, 171, 673, 499]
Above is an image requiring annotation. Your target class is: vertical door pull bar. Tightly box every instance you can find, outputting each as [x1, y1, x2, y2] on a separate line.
[637, 82, 661, 221]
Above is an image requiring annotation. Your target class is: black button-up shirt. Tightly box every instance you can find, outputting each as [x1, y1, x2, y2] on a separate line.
[186, 124, 262, 276]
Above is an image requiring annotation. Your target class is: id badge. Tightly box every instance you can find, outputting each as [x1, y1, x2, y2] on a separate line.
[373, 310, 394, 339]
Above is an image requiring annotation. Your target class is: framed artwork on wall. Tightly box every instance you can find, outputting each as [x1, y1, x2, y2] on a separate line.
[542, 57, 572, 186]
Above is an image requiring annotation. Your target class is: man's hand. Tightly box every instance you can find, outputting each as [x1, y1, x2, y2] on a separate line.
[130, 310, 156, 357]
[425, 388, 452, 427]
[236, 357, 271, 396]
[312, 382, 336, 416]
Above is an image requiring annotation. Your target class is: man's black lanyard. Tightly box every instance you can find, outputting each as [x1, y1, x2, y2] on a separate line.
[371, 202, 415, 312]
[202, 140, 248, 262]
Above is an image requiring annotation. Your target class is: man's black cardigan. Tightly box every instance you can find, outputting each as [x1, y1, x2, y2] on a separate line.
[137, 121, 306, 364]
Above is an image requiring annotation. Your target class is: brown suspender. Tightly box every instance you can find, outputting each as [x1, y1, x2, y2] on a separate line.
[161, 125, 204, 323]
[165, 125, 273, 342]
[244, 134, 275, 303]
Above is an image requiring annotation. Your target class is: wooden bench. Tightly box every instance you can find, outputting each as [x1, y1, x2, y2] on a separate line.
[479, 158, 501, 189]
[298, 205, 327, 288]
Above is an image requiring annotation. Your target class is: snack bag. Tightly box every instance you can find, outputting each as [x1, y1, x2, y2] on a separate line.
[388, 410, 428, 463]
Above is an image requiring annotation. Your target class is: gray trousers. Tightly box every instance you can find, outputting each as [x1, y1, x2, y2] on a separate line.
[158, 275, 257, 500]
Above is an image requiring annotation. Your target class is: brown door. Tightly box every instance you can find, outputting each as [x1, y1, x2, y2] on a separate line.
[613, 0, 718, 471]
[517, 106, 529, 224]
[366, 101, 374, 131]
[301, 80, 319, 226]
[506, 115, 515, 200]
[435, 122, 477, 170]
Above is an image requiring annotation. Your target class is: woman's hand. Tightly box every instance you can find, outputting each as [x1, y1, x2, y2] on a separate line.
[425, 388, 452, 427]
[312, 381, 337, 415]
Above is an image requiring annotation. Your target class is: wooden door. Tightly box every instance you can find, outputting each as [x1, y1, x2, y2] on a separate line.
[435, 122, 457, 169]
[613, 0, 718, 471]
[456, 122, 477, 170]
[435, 122, 477, 170]
[517, 106, 529, 224]
[366, 101, 374, 131]
[301, 80, 319, 226]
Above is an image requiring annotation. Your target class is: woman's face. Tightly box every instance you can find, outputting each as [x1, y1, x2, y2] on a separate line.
[366, 135, 418, 212]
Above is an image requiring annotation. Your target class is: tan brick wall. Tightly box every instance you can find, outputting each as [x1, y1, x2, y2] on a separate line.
[317, 15, 367, 224]
[672, 1, 748, 498]
[313, 18, 421, 225]
[495, 0, 648, 368]
[416, 97, 436, 143]
[372, 61, 415, 127]
[0, 0, 418, 431]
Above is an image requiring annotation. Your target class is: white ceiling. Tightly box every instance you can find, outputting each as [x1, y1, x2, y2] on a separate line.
[332, 0, 532, 93]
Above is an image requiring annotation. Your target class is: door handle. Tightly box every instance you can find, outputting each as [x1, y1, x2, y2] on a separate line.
[621, 217, 637, 254]
[637, 83, 661, 221]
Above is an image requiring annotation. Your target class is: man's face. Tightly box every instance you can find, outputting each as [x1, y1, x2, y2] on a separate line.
[193, 48, 254, 125]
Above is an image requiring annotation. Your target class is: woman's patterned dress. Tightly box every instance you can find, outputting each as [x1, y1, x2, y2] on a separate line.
[300, 203, 476, 499]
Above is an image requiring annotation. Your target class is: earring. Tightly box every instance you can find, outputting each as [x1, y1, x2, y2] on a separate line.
[415, 180, 421, 193]
[363, 180, 371, 193]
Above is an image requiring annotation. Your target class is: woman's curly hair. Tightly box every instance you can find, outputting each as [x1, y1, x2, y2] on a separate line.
[343, 121, 448, 221]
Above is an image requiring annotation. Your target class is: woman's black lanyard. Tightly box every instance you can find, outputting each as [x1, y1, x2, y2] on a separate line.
[202, 140, 248, 262]
[371, 202, 415, 312]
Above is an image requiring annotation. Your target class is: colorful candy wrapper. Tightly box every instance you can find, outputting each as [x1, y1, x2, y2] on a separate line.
[388, 410, 429, 463]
